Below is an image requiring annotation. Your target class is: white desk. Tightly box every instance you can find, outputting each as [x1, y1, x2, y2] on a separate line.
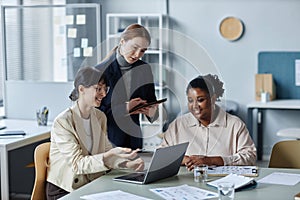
[0, 119, 51, 200]
[60, 167, 300, 200]
[247, 99, 300, 160]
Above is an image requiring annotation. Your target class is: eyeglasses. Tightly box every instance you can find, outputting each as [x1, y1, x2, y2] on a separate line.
[94, 86, 110, 94]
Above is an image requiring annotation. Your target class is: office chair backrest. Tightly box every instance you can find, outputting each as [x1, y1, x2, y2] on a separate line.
[268, 140, 300, 168]
[31, 142, 50, 200]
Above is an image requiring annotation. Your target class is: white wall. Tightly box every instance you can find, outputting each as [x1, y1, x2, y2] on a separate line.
[101, 0, 300, 157]
[168, 0, 300, 157]
[169, 0, 300, 114]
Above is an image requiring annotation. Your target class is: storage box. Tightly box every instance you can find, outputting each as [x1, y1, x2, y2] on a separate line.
[255, 74, 276, 101]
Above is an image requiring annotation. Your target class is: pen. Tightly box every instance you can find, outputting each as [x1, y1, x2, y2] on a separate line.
[43, 109, 49, 115]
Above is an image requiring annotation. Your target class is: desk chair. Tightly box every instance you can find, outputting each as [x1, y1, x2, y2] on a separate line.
[216, 100, 239, 116]
[268, 140, 300, 168]
[31, 142, 50, 200]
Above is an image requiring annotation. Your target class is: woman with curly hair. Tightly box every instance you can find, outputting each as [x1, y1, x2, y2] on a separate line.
[160, 74, 256, 170]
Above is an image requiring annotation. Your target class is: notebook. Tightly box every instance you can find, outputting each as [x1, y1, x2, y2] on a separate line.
[113, 142, 189, 184]
[207, 173, 257, 192]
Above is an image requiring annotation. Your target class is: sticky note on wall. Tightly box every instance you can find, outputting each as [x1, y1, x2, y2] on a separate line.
[83, 47, 93, 57]
[67, 28, 77, 38]
[66, 15, 74, 25]
[81, 38, 88, 48]
[76, 14, 86, 25]
[73, 48, 80, 57]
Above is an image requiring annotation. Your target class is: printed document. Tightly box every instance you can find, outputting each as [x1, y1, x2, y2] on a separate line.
[150, 184, 218, 200]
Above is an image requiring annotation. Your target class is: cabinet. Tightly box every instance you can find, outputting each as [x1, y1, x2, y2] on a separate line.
[106, 13, 169, 151]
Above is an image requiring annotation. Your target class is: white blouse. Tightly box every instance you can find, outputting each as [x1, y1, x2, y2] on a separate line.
[160, 107, 257, 166]
[82, 117, 92, 153]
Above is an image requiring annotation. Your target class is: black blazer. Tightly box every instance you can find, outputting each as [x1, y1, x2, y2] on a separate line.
[95, 51, 157, 149]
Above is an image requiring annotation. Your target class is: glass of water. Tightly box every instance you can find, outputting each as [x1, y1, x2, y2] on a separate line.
[218, 182, 235, 200]
[193, 164, 208, 183]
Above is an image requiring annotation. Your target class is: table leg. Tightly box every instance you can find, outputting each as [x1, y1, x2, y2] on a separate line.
[257, 108, 263, 160]
[0, 146, 9, 200]
[247, 108, 253, 138]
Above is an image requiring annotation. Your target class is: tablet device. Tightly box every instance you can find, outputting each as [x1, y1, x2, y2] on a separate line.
[129, 98, 167, 113]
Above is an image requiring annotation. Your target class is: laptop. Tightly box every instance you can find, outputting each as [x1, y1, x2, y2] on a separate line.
[113, 142, 189, 184]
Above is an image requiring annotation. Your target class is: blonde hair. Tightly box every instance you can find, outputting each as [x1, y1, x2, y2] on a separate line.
[120, 23, 151, 44]
[104, 23, 151, 60]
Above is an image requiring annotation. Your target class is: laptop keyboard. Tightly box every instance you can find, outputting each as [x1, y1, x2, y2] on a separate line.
[126, 173, 146, 182]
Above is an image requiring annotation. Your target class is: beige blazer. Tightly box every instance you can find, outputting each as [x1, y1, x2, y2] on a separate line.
[47, 102, 126, 192]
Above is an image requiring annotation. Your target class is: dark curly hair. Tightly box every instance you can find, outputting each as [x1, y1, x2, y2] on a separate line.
[186, 74, 225, 101]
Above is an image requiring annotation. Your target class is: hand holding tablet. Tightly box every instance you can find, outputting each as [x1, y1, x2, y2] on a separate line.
[129, 98, 167, 114]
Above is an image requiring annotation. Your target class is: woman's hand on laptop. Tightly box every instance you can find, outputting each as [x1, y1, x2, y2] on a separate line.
[105, 147, 139, 159]
[125, 157, 145, 171]
[104, 147, 144, 171]
[119, 148, 145, 171]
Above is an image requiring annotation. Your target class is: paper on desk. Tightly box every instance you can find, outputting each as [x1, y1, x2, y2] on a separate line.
[150, 184, 218, 200]
[257, 172, 300, 186]
[80, 190, 151, 200]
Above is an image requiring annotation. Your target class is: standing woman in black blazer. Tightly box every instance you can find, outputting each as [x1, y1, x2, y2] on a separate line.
[95, 24, 158, 149]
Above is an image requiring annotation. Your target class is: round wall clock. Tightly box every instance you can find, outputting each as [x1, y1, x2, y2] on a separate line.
[219, 17, 244, 41]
